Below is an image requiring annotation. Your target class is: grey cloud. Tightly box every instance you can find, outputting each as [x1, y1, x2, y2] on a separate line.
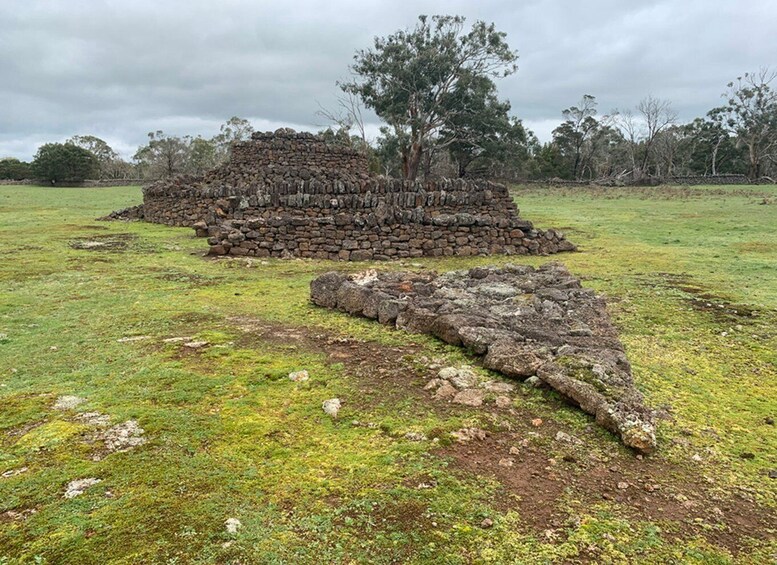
[1, 0, 775, 160]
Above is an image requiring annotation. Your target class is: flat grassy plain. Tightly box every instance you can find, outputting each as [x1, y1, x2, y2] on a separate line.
[0, 183, 775, 564]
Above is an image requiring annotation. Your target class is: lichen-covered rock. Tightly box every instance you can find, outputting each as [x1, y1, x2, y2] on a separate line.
[310, 263, 656, 453]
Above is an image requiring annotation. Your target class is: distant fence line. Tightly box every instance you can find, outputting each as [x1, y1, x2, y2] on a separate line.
[520, 174, 774, 187]
[3, 175, 774, 188]
[0, 179, 147, 187]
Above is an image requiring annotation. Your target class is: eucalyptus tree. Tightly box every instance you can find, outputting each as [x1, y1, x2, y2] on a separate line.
[552, 95, 603, 180]
[709, 69, 777, 179]
[342, 15, 518, 181]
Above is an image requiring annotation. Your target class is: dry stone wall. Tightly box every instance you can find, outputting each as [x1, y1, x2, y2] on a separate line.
[140, 129, 575, 260]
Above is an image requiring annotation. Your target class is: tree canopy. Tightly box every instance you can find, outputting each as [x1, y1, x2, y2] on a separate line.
[709, 69, 777, 179]
[31, 143, 98, 182]
[0, 158, 32, 180]
[342, 15, 518, 180]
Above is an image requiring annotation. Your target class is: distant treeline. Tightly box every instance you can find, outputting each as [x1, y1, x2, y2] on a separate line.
[4, 16, 776, 187]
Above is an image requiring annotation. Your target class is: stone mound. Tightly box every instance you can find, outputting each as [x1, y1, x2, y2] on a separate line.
[98, 205, 144, 222]
[102, 129, 576, 260]
[310, 263, 656, 453]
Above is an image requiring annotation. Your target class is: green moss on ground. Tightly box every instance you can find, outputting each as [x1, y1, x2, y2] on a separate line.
[0, 184, 774, 563]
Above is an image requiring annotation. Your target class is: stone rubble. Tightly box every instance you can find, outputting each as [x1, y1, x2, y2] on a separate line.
[64, 478, 102, 499]
[110, 129, 575, 261]
[100, 420, 146, 453]
[53, 396, 86, 410]
[310, 263, 656, 453]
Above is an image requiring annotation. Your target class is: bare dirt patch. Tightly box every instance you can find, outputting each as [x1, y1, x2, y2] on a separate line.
[651, 272, 761, 324]
[228, 316, 445, 415]
[69, 233, 137, 252]
[153, 270, 224, 286]
[511, 185, 775, 201]
[439, 427, 775, 554]
[222, 317, 775, 554]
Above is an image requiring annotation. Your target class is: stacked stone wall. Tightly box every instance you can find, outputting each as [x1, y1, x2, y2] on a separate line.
[140, 129, 575, 259]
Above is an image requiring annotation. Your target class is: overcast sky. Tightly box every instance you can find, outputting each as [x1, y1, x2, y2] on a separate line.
[2, 0, 775, 160]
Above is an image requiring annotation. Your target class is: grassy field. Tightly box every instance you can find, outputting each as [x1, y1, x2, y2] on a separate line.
[0, 183, 775, 564]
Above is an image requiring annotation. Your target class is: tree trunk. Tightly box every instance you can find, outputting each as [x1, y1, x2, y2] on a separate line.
[711, 135, 723, 176]
[749, 144, 759, 180]
[403, 141, 423, 181]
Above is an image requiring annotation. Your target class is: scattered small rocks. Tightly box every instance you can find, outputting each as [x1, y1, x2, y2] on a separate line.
[100, 420, 146, 453]
[75, 412, 111, 427]
[183, 340, 209, 349]
[64, 478, 102, 499]
[404, 432, 428, 442]
[554, 431, 582, 445]
[617, 481, 629, 490]
[322, 398, 341, 417]
[351, 420, 377, 429]
[225, 517, 242, 535]
[498, 458, 515, 468]
[423, 378, 444, 390]
[450, 428, 488, 442]
[288, 370, 309, 382]
[524, 376, 542, 388]
[482, 381, 515, 393]
[452, 389, 484, 407]
[433, 382, 457, 400]
[494, 396, 512, 408]
[440, 367, 479, 389]
[2, 508, 38, 521]
[53, 395, 86, 410]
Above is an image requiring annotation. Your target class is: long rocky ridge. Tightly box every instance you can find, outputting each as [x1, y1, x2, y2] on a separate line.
[310, 263, 656, 452]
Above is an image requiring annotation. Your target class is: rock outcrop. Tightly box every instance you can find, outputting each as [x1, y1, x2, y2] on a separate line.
[310, 264, 656, 452]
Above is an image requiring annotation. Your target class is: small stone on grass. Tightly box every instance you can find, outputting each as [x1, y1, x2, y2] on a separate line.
[288, 370, 309, 382]
[65, 478, 101, 499]
[452, 389, 484, 407]
[495, 395, 512, 408]
[53, 396, 86, 410]
[322, 398, 341, 417]
[101, 420, 146, 452]
[433, 382, 457, 400]
[225, 517, 241, 534]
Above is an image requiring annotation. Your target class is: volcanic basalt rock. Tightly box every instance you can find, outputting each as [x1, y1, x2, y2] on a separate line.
[115, 129, 576, 260]
[310, 263, 656, 453]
